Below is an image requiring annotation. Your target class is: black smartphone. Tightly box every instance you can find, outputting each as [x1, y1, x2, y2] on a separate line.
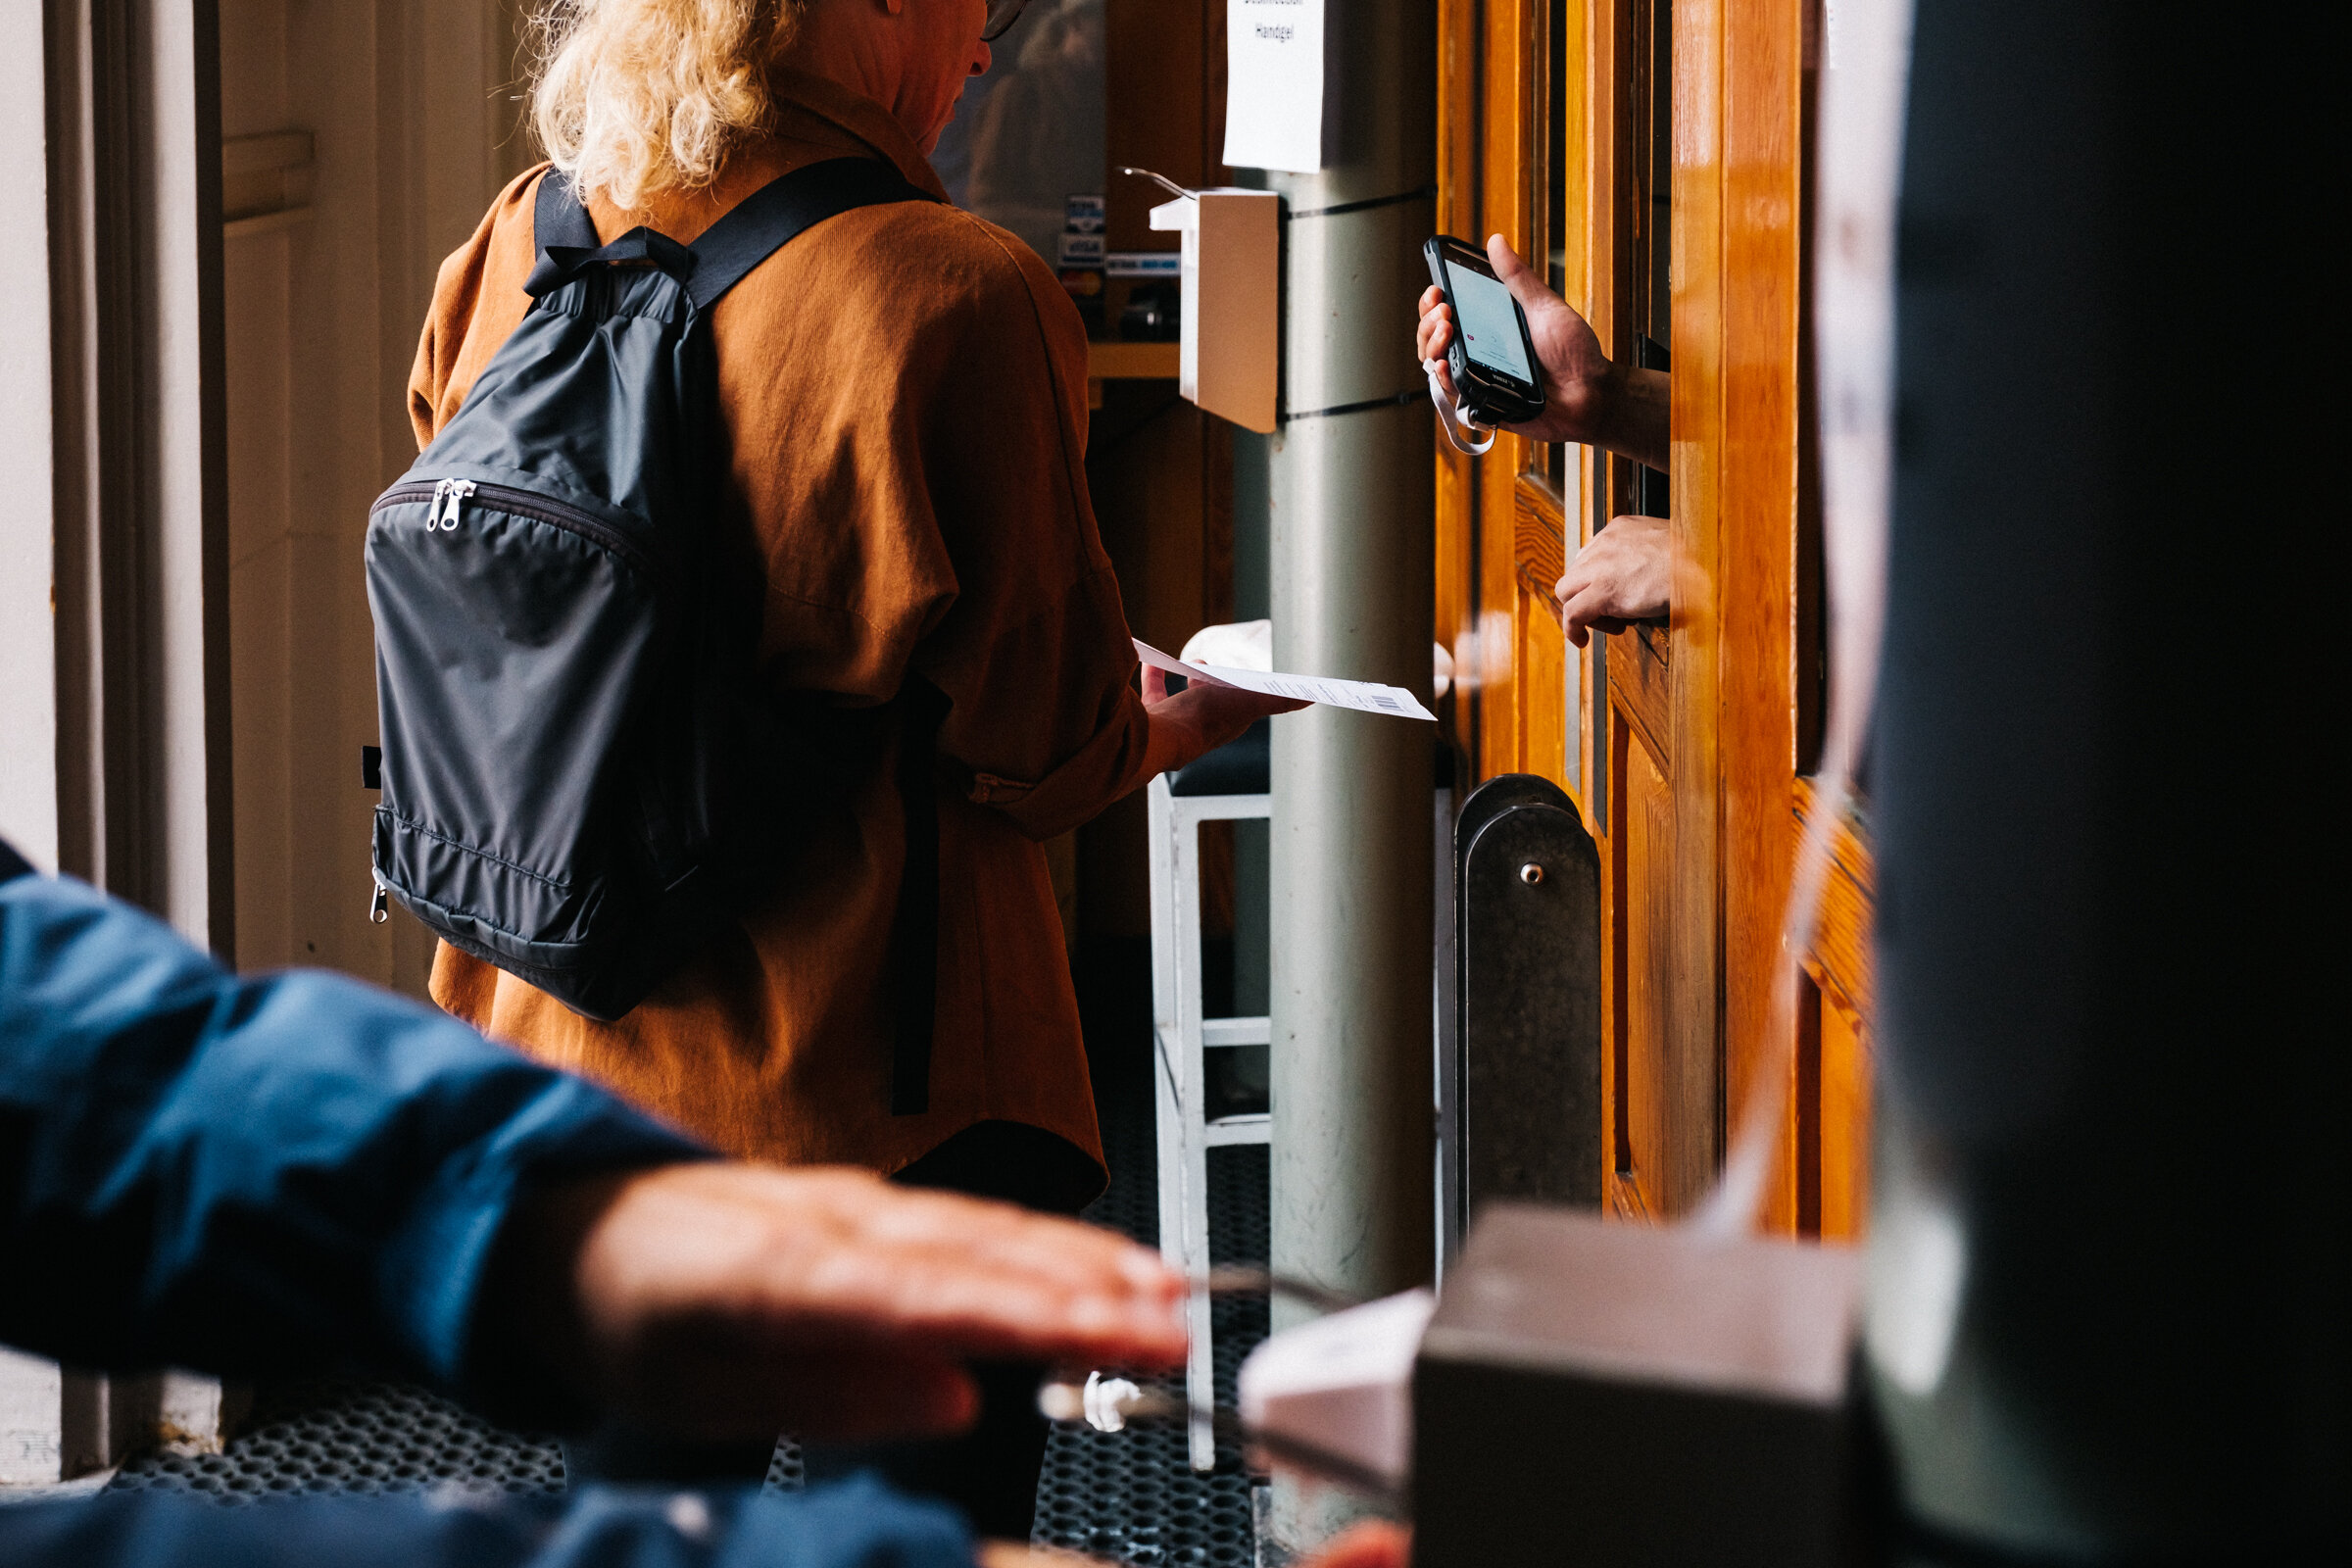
[1423, 235, 1546, 426]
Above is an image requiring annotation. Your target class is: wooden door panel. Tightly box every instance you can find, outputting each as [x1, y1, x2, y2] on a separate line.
[1512, 484, 1571, 779]
[1795, 779, 1875, 1016]
[1513, 484, 1567, 602]
[1609, 708, 1673, 1220]
[1606, 623, 1671, 771]
[1815, 987, 1870, 1239]
[1515, 588, 1570, 779]
[1657, 0, 1726, 1222]
[1792, 776, 1876, 1237]
[1792, 967, 1871, 1239]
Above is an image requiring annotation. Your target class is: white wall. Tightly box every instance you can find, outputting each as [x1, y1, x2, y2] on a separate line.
[224, 0, 531, 990]
[0, 7, 65, 1475]
[0, 4, 60, 870]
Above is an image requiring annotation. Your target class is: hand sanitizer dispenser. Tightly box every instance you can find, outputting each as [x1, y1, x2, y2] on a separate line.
[1132, 171, 1280, 434]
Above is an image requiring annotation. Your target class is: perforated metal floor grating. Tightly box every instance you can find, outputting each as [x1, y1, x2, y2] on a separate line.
[1031, 1093, 1270, 1567]
[100, 1054, 1271, 1562]
[105, 1380, 567, 1505]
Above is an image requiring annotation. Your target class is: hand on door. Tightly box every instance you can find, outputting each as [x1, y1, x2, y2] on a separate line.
[1555, 513, 1672, 648]
[1415, 234, 1670, 472]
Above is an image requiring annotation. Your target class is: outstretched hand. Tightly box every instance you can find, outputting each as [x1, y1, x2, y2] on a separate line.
[489, 1163, 1187, 1445]
[1140, 663, 1308, 779]
[1415, 234, 1670, 472]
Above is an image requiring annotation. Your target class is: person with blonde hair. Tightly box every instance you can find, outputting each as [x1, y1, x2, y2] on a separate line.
[406, 0, 1294, 1522]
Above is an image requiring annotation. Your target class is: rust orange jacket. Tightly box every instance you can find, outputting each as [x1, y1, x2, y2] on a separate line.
[413, 72, 1150, 1201]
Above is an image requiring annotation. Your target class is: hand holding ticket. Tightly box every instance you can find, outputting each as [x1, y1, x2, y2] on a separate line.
[1133, 639, 1437, 722]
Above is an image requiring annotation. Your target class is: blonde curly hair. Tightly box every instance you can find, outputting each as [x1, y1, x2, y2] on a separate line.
[526, 0, 811, 212]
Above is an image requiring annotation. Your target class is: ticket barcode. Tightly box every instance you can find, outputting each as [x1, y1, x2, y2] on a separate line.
[1369, 693, 1401, 710]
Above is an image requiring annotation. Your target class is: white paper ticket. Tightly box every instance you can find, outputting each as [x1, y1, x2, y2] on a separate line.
[1133, 639, 1436, 722]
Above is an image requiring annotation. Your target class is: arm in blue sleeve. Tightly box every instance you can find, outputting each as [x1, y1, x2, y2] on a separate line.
[0, 1475, 972, 1568]
[0, 855, 710, 1407]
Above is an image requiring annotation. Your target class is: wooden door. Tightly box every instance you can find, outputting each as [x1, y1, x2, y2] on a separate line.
[1436, 0, 1871, 1237]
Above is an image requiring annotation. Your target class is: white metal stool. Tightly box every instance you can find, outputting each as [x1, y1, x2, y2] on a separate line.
[1146, 759, 1270, 1472]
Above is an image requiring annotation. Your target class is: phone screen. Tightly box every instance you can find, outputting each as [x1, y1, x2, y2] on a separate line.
[1449, 264, 1534, 385]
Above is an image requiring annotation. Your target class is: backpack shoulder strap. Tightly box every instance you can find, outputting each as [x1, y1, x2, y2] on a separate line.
[532, 168, 599, 256]
[685, 158, 937, 312]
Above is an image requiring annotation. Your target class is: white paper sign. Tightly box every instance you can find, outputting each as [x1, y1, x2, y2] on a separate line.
[1135, 639, 1436, 722]
[1222, 0, 1329, 172]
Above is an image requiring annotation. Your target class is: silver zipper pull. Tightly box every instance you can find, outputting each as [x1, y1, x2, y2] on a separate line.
[368, 877, 390, 925]
[438, 479, 476, 531]
[428, 477, 453, 530]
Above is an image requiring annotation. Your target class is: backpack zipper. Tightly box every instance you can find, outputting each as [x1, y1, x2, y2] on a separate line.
[374, 478, 662, 580]
[429, 477, 475, 530]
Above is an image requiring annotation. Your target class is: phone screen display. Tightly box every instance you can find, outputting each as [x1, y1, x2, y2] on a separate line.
[1449, 265, 1534, 385]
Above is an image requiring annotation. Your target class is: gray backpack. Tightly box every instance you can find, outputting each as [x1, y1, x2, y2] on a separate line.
[366, 161, 947, 1110]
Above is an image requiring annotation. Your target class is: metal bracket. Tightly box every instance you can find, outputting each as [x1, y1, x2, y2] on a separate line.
[1443, 775, 1603, 1264]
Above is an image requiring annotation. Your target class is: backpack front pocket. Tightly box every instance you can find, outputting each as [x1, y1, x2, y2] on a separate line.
[367, 484, 665, 974]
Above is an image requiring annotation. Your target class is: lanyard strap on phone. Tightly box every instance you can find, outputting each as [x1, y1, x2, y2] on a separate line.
[1425, 359, 1497, 457]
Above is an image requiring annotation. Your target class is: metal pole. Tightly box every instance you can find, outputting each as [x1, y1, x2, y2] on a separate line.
[1263, 1, 1437, 1548]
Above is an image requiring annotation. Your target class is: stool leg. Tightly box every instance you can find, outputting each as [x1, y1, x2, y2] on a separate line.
[1174, 806, 1217, 1473]
[1149, 780, 1186, 1272]
[1149, 784, 1231, 1472]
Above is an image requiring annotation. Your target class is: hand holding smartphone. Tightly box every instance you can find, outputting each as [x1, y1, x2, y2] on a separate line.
[1422, 235, 1546, 426]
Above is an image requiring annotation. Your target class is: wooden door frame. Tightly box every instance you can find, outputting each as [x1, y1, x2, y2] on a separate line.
[1438, 0, 1850, 1228]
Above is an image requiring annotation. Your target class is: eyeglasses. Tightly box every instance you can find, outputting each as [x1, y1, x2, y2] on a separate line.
[982, 0, 1032, 43]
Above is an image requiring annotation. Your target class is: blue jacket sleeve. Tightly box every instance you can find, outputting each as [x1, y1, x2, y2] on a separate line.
[0, 852, 710, 1402]
[0, 1476, 972, 1568]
